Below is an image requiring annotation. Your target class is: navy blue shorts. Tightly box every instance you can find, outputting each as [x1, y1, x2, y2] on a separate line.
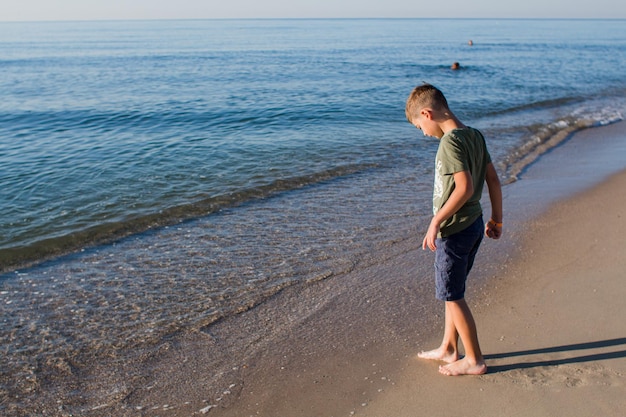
[435, 216, 484, 301]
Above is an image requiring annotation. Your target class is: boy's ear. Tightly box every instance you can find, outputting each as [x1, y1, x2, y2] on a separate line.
[421, 108, 433, 119]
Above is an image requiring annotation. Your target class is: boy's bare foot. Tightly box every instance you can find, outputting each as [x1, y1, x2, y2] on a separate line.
[438, 357, 487, 376]
[417, 347, 458, 364]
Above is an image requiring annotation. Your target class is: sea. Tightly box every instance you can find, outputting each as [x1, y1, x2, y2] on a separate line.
[1, 18, 625, 409]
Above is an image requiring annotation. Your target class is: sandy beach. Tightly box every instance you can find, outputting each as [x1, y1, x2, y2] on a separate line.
[189, 122, 626, 417]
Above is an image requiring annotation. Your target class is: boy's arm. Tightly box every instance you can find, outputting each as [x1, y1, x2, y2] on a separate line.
[423, 170, 473, 251]
[484, 162, 503, 239]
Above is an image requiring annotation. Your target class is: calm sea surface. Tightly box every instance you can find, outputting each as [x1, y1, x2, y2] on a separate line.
[1, 19, 625, 406]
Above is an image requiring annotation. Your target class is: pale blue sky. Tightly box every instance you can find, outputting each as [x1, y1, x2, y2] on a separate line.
[2, 0, 625, 21]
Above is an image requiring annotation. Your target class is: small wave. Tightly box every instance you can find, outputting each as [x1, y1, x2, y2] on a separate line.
[0, 108, 204, 135]
[502, 109, 623, 184]
[0, 101, 359, 141]
[0, 163, 378, 274]
[486, 95, 585, 118]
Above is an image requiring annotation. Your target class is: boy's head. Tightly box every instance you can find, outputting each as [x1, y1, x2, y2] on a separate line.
[405, 83, 450, 125]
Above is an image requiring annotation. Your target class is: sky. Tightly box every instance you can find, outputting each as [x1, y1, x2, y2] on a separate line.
[2, 0, 625, 21]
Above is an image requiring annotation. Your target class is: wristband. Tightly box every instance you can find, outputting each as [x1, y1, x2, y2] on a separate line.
[488, 219, 503, 228]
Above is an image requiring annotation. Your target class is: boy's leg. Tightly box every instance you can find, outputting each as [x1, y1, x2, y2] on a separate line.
[438, 298, 487, 376]
[417, 302, 459, 363]
[419, 217, 485, 371]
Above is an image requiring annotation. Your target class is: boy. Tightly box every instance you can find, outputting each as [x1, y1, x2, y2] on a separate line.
[405, 84, 503, 376]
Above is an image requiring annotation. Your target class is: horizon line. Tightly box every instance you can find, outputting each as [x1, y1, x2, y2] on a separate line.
[2, 16, 626, 24]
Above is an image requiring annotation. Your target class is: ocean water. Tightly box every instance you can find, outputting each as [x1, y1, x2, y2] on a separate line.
[1, 18, 625, 408]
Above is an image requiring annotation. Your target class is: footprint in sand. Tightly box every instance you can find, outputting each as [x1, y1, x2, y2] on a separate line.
[497, 363, 619, 390]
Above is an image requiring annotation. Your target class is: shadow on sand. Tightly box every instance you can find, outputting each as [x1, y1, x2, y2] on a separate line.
[484, 337, 626, 373]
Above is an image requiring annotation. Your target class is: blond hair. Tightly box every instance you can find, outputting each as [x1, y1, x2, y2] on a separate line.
[405, 84, 450, 122]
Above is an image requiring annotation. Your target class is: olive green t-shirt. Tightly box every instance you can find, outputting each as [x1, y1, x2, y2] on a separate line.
[433, 127, 491, 237]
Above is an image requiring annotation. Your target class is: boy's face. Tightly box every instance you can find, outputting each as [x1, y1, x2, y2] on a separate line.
[411, 110, 442, 139]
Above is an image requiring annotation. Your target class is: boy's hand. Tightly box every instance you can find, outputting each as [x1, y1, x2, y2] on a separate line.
[485, 219, 502, 239]
[423, 220, 440, 251]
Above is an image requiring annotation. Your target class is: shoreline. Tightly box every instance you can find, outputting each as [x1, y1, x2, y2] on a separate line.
[3, 121, 625, 416]
[202, 121, 626, 417]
